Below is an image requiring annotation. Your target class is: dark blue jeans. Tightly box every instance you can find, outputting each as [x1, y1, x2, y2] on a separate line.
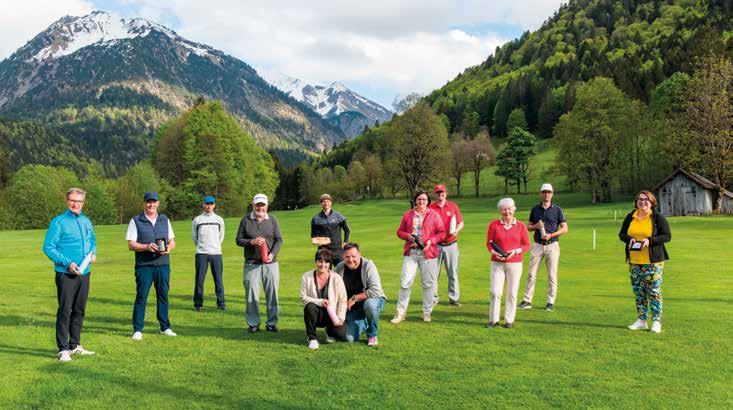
[194, 254, 225, 308]
[133, 266, 171, 332]
[346, 297, 385, 340]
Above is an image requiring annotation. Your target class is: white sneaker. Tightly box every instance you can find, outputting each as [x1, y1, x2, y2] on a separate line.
[58, 350, 72, 362]
[422, 312, 432, 322]
[628, 319, 648, 330]
[650, 321, 661, 333]
[132, 331, 143, 341]
[390, 314, 405, 324]
[70, 345, 95, 356]
[308, 339, 319, 350]
[160, 328, 177, 337]
[324, 336, 335, 344]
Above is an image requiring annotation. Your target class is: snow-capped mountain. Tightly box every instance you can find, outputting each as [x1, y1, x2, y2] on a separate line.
[0, 11, 344, 168]
[260, 70, 393, 137]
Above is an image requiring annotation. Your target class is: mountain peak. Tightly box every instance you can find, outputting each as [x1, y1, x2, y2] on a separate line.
[26, 11, 179, 61]
[259, 70, 392, 137]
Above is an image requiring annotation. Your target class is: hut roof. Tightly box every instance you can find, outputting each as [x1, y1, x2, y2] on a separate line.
[654, 168, 733, 198]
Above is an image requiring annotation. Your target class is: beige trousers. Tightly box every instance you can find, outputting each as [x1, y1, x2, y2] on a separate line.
[489, 261, 523, 324]
[523, 242, 560, 304]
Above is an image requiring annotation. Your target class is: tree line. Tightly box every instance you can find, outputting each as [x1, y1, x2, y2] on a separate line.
[0, 100, 277, 230]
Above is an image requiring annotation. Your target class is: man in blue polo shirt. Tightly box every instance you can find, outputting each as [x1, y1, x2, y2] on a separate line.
[43, 188, 97, 362]
[519, 183, 568, 311]
[126, 192, 177, 340]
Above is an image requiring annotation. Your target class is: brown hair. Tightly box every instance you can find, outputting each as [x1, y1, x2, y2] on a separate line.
[635, 190, 657, 209]
[411, 190, 431, 207]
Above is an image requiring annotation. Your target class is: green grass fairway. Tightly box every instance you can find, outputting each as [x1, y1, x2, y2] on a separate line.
[1, 194, 731, 408]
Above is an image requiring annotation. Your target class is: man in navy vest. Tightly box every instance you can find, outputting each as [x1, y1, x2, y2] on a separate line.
[126, 192, 177, 340]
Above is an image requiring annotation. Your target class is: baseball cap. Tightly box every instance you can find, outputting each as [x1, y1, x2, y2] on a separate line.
[320, 193, 332, 202]
[143, 192, 159, 202]
[540, 183, 554, 192]
[434, 184, 447, 193]
[252, 193, 268, 205]
[203, 195, 216, 204]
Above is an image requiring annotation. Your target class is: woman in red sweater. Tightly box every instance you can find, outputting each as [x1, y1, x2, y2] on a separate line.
[486, 197, 530, 328]
[391, 190, 446, 324]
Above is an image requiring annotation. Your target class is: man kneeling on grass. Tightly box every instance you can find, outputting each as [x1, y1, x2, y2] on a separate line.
[300, 248, 349, 350]
[334, 243, 386, 347]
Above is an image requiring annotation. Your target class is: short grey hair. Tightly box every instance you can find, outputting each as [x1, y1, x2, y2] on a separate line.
[497, 197, 515, 211]
[66, 188, 87, 199]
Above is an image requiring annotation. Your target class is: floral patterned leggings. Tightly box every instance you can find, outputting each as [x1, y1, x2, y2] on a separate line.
[629, 263, 664, 321]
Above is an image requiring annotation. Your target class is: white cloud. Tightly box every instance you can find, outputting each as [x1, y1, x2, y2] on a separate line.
[0, 0, 94, 60]
[0, 0, 565, 106]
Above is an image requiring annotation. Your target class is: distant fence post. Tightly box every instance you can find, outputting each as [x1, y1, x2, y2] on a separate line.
[593, 229, 596, 251]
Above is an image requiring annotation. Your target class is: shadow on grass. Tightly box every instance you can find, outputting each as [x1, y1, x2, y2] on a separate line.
[520, 318, 622, 330]
[35, 364, 302, 408]
[591, 294, 732, 304]
[0, 343, 56, 358]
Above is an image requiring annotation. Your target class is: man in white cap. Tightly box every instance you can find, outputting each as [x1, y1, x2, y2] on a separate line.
[235, 193, 283, 333]
[519, 183, 568, 311]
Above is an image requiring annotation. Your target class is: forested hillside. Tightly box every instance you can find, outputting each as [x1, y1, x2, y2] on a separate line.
[426, 0, 732, 138]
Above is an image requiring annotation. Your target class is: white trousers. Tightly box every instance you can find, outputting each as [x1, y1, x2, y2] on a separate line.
[489, 261, 523, 324]
[397, 250, 438, 315]
[524, 242, 560, 304]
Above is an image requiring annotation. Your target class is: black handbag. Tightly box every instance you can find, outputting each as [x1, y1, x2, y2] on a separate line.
[490, 241, 508, 258]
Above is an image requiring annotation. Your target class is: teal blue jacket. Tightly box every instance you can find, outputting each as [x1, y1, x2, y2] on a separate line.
[43, 209, 96, 274]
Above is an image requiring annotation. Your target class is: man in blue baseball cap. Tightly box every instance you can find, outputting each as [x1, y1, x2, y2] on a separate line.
[192, 195, 226, 311]
[125, 191, 177, 340]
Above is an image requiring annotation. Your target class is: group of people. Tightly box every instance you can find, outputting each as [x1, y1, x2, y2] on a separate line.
[42, 181, 671, 361]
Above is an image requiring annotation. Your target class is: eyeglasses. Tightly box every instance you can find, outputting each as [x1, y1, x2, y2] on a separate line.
[67, 199, 84, 204]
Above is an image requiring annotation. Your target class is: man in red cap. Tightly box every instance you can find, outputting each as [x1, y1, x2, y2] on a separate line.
[429, 184, 464, 306]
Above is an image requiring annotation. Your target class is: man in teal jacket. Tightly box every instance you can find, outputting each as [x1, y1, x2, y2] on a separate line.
[42, 188, 97, 363]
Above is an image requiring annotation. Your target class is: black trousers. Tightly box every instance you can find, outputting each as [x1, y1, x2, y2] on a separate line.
[55, 272, 90, 352]
[303, 302, 347, 341]
[194, 254, 225, 308]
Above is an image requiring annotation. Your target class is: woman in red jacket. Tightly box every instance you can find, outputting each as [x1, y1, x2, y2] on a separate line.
[486, 197, 530, 328]
[391, 190, 446, 324]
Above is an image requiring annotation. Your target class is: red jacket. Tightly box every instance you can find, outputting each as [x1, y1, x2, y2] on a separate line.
[397, 208, 446, 259]
[486, 219, 530, 263]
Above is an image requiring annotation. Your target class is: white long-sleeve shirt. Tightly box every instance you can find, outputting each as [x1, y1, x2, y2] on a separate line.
[192, 212, 225, 255]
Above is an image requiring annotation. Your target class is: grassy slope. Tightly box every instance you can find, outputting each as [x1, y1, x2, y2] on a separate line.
[1, 194, 731, 408]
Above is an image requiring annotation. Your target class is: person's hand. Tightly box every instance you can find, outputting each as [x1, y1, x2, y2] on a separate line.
[347, 298, 356, 310]
[321, 299, 329, 307]
[536, 220, 545, 229]
[424, 240, 432, 249]
[266, 254, 274, 263]
[253, 237, 266, 246]
[490, 250, 505, 261]
[69, 262, 80, 275]
[505, 250, 517, 259]
[334, 319, 344, 327]
[149, 242, 159, 252]
[641, 238, 650, 248]
[541, 233, 552, 241]
[91, 255, 97, 264]
[160, 248, 170, 255]
[406, 235, 415, 243]
[628, 238, 636, 249]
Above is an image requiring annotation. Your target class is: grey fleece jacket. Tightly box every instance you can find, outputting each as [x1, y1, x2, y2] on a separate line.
[334, 257, 386, 300]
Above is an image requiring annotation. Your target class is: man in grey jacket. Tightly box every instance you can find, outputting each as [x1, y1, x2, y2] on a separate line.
[334, 243, 386, 346]
[192, 196, 226, 311]
[236, 193, 283, 333]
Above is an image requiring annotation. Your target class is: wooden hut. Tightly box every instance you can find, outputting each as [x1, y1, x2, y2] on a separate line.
[654, 168, 733, 216]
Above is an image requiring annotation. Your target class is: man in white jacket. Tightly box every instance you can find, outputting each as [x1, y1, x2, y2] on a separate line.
[192, 196, 226, 311]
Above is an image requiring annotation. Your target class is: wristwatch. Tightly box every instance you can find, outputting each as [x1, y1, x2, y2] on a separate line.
[350, 296, 357, 302]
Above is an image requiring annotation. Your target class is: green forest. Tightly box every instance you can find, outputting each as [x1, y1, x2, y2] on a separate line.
[0, 0, 731, 229]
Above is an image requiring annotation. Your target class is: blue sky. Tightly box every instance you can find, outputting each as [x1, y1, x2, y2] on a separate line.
[1, 0, 562, 109]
